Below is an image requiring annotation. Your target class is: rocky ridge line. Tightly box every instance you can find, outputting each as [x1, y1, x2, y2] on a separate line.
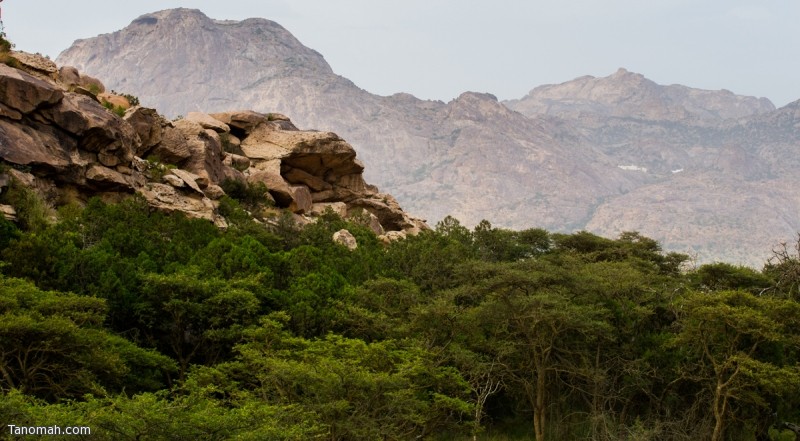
[0, 51, 427, 241]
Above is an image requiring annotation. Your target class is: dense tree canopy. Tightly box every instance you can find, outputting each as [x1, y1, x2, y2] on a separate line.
[1, 196, 799, 440]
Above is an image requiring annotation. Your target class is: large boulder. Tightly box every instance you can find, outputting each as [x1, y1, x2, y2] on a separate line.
[0, 204, 17, 222]
[175, 119, 225, 187]
[124, 107, 166, 156]
[0, 118, 73, 171]
[350, 193, 425, 232]
[41, 93, 139, 166]
[85, 164, 131, 190]
[335, 173, 369, 192]
[333, 229, 358, 250]
[186, 112, 230, 133]
[169, 169, 205, 194]
[0, 64, 64, 114]
[210, 110, 269, 135]
[311, 202, 348, 217]
[222, 152, 250, 171]
[288, 185, 312, 214]
[10, 52, 58, 76]
[248, 165, 293, 205]
[137, 183, 217, 221]
[283, 166, 332, 191]
[58, 66, 81, 88]
[242, 125, 362, 178]
[150, 124, 192, 164]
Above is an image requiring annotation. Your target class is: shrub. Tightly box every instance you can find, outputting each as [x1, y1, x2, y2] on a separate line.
[0, 33, 20, 68]
[221, 179, 272, 208]
[102, 100, 126, 118]
[0, 178, 54, 232]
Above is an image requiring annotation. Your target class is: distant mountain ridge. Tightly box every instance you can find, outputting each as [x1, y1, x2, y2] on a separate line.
[57, 8, 800, 266]
[505, 68, 775, 123]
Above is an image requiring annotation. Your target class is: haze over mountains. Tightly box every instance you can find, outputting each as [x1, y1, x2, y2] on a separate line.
[57, 8, 800, 266]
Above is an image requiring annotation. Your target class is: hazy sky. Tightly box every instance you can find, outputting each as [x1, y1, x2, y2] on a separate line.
[2, 0, 799, 106]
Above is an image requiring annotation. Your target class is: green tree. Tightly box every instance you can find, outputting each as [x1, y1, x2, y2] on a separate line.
[692, 262, 772, 294]
[435, 259, 612, 441]
[193, 315, 472, 440]
[473, 220, 550, 262]
[671, 290, 800, 441]
[138, 268, 261, 382]
[0, 275, 174, 400]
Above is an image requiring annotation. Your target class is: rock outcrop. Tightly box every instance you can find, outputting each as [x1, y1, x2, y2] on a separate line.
[0, 51, 426, 237]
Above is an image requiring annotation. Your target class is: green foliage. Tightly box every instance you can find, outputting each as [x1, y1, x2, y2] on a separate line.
[0, 33, 20, 68]
[0, 178, 53, 232]
[0, 275, 175, 400]
[0, 198, 796, 440]
[669, 290, 800, 440]
[220, 179, 272, 211]
[472, 219, 550, 262]
[0, 33, 13, 53]
[0, 388, 324, 440]
[109, 90, 140, 107]
[101, 100, 126, 117]
[86, 83, 101, 96]
[692, 262, 772, 293]
[0, 214, 19, 250]
[192, 316, 472, 439]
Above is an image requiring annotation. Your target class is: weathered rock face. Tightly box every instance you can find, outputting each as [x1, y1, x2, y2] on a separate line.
[0, 64, 64, 115]
[213, 110, 425, 233]
[0, 53, 426, 237]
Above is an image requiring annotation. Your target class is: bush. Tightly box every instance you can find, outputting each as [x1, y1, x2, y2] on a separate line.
[102, 100, 126, 118]
[0, 179, 53, 232]
[0, 33, 20, 68]
[220, 179, 272, 209]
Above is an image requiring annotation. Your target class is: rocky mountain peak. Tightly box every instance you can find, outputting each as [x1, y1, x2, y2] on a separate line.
[57, 9, 334, 116]
[136, 8, 210, 25]
[610, 67, 644, 81]
[505, 68, 774, 122]
[445, 91, 520, 122]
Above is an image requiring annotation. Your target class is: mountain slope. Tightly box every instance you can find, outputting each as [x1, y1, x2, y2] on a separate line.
[57, 8, 800, 266]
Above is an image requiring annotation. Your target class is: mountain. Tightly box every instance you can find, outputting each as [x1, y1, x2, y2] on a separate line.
[505, 72, 800, 266]
[505, 68, 774, 123]
[57, 8, 800, 266]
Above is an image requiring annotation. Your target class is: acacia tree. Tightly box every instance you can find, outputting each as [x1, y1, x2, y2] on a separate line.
[764, 233, 800, 299]
[452, 259, 612, 441]
[0, 275, 174, 400]
[671, 290, 800, 441]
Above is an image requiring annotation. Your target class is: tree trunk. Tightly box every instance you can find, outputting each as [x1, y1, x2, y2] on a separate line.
[711, 382, 728, 441]
[534, 365, 547, 441]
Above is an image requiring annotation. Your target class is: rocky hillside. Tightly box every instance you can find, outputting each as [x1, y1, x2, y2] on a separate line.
[0, 50, 426, 241]
[56, 8, 800, 266]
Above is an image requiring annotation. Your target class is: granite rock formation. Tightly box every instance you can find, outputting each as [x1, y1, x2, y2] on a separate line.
[0, 51, 426, 238]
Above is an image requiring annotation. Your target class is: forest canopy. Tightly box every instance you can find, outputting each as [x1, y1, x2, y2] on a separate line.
[1, 196, 799, 441]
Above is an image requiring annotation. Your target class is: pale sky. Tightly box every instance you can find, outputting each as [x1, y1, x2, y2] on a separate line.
[2, 0, 799, 106]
